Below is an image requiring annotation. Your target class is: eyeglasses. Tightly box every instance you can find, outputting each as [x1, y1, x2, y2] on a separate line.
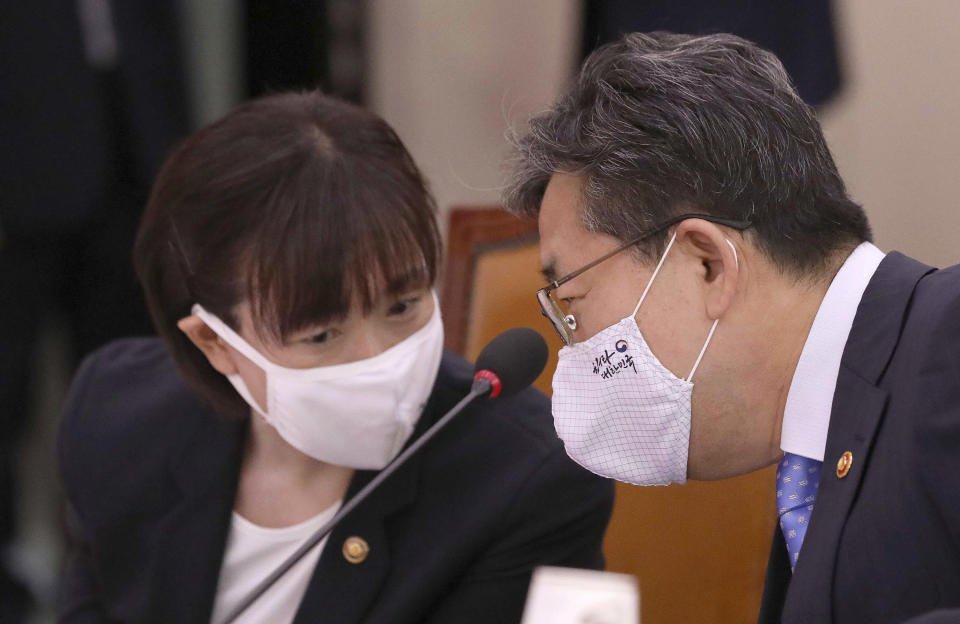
[536, 213, 752, 345]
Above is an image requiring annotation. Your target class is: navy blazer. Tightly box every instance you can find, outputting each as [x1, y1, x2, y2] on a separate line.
[58, 339, 614, 623]
[759, 252, 960, 623]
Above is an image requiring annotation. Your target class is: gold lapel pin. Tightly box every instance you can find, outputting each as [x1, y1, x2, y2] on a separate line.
[342, 536, 370, 564]
[836, 451, 853, 479]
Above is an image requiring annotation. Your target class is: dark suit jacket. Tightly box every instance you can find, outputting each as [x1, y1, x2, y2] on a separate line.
[759, 252, 960, 623]
[58, 339, 614, 623]
[0, 1, 187, 235]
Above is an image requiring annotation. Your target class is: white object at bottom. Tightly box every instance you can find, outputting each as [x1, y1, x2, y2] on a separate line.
[521, 566, 639, 624]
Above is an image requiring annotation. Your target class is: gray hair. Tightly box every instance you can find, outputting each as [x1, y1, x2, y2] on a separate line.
[505, 32, 869, 274]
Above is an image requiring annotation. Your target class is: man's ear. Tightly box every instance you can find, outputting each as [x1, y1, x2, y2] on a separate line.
[675, 218, 740, 320]
[177, 315, 238, 376]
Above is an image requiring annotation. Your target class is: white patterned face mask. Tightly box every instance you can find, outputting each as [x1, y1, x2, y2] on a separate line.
[551, 235, 736, 486]
[192, 292, 445, 469]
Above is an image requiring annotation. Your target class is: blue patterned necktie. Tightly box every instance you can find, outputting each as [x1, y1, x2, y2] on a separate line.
[776, 452, 822, 570]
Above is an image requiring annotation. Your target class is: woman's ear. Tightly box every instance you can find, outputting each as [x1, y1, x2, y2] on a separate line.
[177, 315, 238, 375]
[675, 219, 741, 320]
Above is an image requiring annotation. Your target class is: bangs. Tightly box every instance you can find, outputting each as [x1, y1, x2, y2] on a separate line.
[245, 144, 441, 343]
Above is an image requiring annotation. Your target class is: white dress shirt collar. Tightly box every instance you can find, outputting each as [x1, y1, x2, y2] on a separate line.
[780, 242, 886, 461]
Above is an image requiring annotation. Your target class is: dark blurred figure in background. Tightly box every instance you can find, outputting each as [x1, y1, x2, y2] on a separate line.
[0, 2, 188, 620]
[583, 0, 842, 107]
[244, 0, 367, 102]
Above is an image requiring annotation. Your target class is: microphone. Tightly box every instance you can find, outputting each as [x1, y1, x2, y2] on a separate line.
[221, 327, 549, 624]
[472, 327, 549, 399]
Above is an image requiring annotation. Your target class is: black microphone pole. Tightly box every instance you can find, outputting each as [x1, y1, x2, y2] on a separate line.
[221, 377, 493, 624]
[221, 327, 547, 624]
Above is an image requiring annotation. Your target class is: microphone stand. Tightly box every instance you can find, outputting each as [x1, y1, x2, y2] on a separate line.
[221, 377, 492, 624]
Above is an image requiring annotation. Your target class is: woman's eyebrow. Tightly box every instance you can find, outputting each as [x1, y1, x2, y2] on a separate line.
[385, 269, 431, 295]
[280, 312, 347, 343]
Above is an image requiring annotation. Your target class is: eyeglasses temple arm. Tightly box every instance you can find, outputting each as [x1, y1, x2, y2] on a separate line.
[543, 214, 751, 293]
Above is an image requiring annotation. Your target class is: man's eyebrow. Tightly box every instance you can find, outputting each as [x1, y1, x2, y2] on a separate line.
[540, 261, 558, 283]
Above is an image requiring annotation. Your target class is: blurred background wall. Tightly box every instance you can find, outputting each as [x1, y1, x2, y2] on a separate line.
[819, 0, 960, 269]
[368, 0, 960, 268]
[367, 1, 581, 220]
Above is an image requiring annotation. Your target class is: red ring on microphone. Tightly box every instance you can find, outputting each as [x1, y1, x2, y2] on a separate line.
[473, 370, 502, 398]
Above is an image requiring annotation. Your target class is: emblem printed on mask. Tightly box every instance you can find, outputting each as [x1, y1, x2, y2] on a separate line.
[551, 233, 729, 487]
[592, 346, 638, 379]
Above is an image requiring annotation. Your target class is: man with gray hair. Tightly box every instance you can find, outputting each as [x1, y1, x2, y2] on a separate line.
[506, 32, 960, 623]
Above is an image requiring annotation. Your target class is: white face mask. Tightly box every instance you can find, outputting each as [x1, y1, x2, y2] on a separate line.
[551, 234, 735, 486]
[192, 292, 445, 469]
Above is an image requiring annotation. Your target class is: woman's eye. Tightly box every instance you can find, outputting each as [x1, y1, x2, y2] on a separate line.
[388, 296, 422, 316]
[305, 328, 337, 345]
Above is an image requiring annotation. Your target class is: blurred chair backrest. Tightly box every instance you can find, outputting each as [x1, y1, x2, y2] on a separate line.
[441, 206, 778, 624]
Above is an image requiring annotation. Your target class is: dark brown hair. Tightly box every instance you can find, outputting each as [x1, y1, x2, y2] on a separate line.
[134, 91, 441, 416]
[505, 32, 870, 276]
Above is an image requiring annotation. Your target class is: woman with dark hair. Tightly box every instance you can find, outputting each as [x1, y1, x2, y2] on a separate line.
[57, 91, 613, 623]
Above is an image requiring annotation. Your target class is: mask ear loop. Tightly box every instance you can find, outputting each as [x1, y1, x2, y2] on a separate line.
[190, 304, 276, 418]
[632, 232, 679, 319]
[686, 239, 738, 382]
[192, 304, 275, 372]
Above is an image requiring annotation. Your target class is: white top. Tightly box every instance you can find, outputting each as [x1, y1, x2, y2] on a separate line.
[780, 242, 886, 461]
[210, 502, 341, 624]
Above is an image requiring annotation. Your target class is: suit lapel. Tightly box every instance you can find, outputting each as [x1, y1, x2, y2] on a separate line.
[292, 462, 419, 624]
[145, 401, 420, 624]
[291, 371, 464, 624]
[758, 525, 791, 624]
[782, 371, 887, 622]
[151, 410, 247, 623]
[780, 252, 934, 623]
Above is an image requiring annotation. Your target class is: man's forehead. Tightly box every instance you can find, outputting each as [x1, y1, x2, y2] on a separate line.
[538, 173, 586, 271]
[539, 173, 584, 233]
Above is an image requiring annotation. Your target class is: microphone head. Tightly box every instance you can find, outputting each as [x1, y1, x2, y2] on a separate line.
[473, 327, 548, 398]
